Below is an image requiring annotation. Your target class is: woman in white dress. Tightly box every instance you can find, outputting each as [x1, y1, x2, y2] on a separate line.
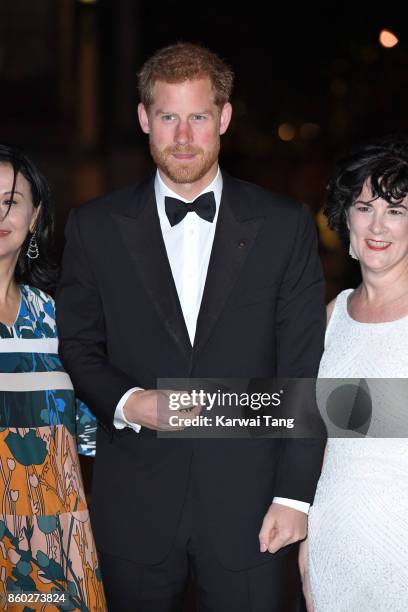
[299, 135, 408, 612]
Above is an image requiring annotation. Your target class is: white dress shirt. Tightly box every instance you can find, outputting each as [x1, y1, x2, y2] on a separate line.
[113, 167, 309, 514]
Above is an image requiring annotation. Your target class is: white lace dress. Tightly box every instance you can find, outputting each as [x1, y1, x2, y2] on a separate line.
[308, 289, 408, 612]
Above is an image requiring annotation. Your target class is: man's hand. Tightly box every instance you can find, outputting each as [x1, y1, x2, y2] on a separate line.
[123, 389, 202, 431]
[259, 503, 307, 554]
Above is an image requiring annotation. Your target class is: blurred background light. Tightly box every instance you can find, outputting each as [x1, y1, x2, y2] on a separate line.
[379, 29, 399, 48]
[316, 208, 342, 250]
[278, 123, 296, 141]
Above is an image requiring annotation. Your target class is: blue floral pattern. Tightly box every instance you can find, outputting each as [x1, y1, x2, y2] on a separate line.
[0, 286, 105, 610]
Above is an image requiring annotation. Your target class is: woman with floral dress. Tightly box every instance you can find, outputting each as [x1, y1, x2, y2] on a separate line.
[0, 145, 105, 611]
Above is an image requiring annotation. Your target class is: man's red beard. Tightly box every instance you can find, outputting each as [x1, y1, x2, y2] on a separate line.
[150, 142, 220, 184]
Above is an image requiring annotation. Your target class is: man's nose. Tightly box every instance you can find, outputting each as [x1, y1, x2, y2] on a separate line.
[175, 120, 192, 145]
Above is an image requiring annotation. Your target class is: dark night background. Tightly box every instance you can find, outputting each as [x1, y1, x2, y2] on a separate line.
[1, 2, 407, 609]
[1, 2, 407, 301]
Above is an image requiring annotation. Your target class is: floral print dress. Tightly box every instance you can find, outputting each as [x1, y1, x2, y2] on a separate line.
[0, 285, 105, 611]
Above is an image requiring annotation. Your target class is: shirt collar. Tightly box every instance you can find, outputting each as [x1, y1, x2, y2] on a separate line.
[154, 167, 223, 229]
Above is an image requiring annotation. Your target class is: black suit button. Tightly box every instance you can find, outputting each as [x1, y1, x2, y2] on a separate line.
[238, 240, 246, 248]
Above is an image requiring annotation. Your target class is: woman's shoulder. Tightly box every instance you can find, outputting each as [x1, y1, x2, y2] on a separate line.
[326, 288, 353, 328]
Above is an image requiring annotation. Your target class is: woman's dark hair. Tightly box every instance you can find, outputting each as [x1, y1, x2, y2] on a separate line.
[0, 144, 57, 291]
[325, 135, 408, 244]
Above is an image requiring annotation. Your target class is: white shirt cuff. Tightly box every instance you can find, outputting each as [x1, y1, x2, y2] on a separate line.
[113, 387, 143, 433]
[272, 497, 310, 515]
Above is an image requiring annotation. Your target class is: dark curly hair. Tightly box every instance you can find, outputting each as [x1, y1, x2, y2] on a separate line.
[0, 144, 57, 291]
[325, 135, 408, 244]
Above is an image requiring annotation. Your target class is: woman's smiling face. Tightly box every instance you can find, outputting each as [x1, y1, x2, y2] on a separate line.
[347, 179, 408, 274]
[0, 163, 38, 262]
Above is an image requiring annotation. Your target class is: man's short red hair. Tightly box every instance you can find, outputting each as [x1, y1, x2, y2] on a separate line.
[138, 42, 234, 108]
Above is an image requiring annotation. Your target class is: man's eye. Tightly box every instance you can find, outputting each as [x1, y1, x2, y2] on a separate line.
[192, 115, 206, 121]
[389, 208, 403, 215]
[162, 115, 175, 122]
[356, 205, 370, 212]
[2, 200, 17, 206]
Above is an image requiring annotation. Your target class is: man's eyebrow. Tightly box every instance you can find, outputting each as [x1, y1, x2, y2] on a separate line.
[154, 109, 214, 116]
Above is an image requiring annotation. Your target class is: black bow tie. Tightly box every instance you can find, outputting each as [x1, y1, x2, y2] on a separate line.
[165, 191, 216, 227]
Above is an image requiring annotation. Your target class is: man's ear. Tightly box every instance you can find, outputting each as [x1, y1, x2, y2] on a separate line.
[138, 103, 150, 134]
[219, 102, 232, 135]
[30, 204, 41, 234]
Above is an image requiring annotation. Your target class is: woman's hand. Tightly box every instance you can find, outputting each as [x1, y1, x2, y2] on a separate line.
[298, 538, 314, 612]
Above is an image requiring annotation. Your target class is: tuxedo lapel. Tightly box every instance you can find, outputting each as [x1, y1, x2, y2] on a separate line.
[194, 174, 265, 354]
[112, 179, 192, 356]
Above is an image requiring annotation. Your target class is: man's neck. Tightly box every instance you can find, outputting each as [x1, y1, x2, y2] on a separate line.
[158, 165, 219, 200]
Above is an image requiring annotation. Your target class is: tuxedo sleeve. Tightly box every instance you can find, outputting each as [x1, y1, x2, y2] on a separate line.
[274, 203, 326, 504]
[56, 209, 139, 427]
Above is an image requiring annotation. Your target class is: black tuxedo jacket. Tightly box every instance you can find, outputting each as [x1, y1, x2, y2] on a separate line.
[56, 172, 326, 570]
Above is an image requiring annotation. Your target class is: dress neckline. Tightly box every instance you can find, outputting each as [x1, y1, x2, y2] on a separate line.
[344, 288, 408, 326]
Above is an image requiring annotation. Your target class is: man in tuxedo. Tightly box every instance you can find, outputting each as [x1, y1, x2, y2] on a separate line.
[56, 42, 326, 611]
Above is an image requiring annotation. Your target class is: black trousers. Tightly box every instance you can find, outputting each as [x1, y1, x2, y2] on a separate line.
[98, 459, 301, 612]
